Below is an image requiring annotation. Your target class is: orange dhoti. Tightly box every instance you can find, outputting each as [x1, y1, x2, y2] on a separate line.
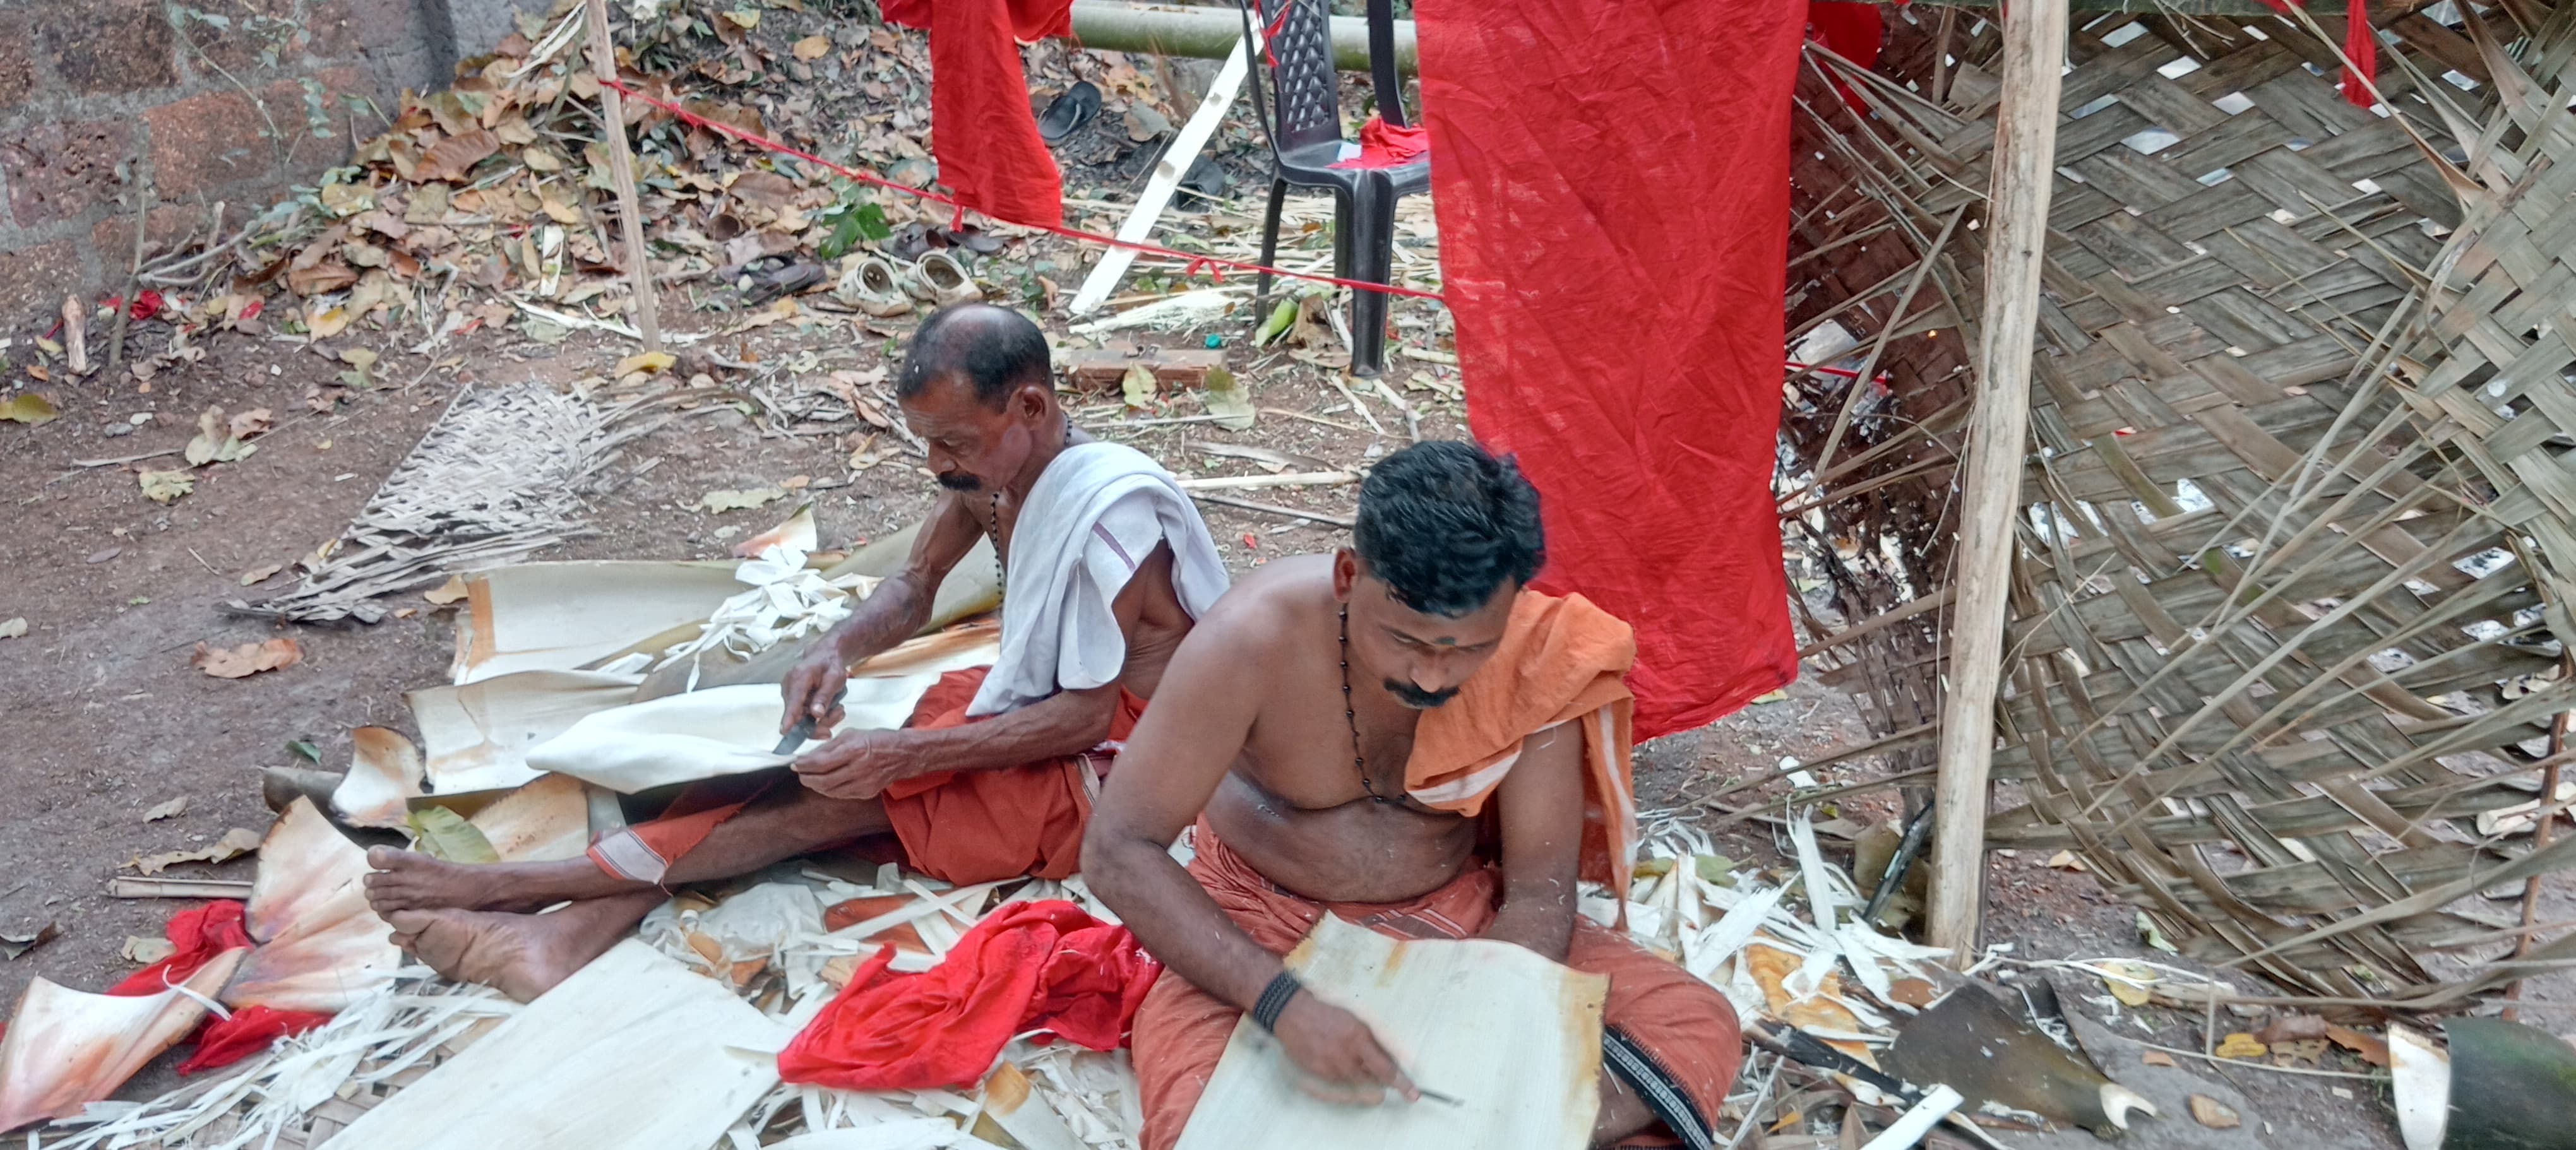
[1131, 825, 1743, 1150]
[587, 666, 1144, 886]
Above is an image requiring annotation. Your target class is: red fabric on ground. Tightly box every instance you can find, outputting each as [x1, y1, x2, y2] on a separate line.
[777, 899, 1160, 1091]
[1416, 0, 1803, 738]
[109, 901, 332, 1072]
[880, 0, 1071, 227]
[1330, 116, 1429, 169]
[179, 1007, 333, 1075]
[109, 901, 252, 997]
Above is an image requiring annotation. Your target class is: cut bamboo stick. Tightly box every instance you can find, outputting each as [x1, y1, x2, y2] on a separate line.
[584, 0, 662, 350]
[1926, 0, 2066, 965]
[1174, 470, 1359, 490]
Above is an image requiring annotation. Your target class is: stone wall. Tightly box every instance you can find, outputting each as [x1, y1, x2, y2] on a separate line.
[0, 0, 546, 326]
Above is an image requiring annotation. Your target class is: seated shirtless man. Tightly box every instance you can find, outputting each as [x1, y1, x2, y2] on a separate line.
[366, 304, 1228, 1000]
[1085, 441, 1743, 1150]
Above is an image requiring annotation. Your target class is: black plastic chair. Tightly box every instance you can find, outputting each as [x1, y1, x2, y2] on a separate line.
[1239, 0, 1428, 377]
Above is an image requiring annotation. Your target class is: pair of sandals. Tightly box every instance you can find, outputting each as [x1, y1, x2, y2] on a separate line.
[835, 249, 981, 317]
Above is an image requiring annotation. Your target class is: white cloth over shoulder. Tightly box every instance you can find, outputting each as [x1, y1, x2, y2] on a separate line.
[970, 441, 1228, 716]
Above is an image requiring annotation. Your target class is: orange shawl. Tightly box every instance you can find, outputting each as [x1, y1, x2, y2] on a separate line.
[1405, 590, 1638, 888]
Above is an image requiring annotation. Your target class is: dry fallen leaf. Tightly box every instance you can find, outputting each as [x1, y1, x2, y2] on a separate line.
[2325, 1023, 2390, 1067]
[2256, 1013, 2329, 1045]
[228, 408, 275, 439]
[238, 563, 284, 586]
[121, 935, 177, 966]
[2043, 850, 2089, 872]
[1, 392, 59, 425]
[793, 33, 831, 59]
[1, 923, 61, 959]
[697, 487, 788, 513]
[2142, 1050, 2178, 1067]
[2186, 1095, 2240, 1129]
[422, 574, 469, 605]
[192, 637, 303, 679]
[2102, 961, 2156, 1007]
[0, 617, 25, 639]
[128, 826, 264, 874]
[2213, 1032, 2268, 1060]
[143, 797, 189, 822]
[616, 350, 676, 377]
[138, 470, 194, 503]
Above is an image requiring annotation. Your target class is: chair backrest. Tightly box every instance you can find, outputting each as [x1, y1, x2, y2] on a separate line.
[1240, 0, 1345, 157]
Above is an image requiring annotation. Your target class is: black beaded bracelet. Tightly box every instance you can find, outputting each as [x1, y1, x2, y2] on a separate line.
[1250, 970, 1304, 1032]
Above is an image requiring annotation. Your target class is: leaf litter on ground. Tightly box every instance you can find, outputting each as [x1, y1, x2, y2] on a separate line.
[192, 637, 304, 679]
[128, 827, 265, 875]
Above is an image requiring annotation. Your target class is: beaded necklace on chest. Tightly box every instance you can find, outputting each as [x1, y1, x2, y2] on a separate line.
[1338, 604, 1395, 805]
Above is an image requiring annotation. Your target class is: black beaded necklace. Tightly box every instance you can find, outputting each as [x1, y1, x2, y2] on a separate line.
[1338, 603, 1392, 804]
[984, 491, 1006, 605]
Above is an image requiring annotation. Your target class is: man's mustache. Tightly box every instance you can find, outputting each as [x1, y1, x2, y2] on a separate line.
[1385, 679, 1457, 709]
[936, 471, 982, 491]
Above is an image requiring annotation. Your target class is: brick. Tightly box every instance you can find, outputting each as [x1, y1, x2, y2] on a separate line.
[37, 0, 176, 95]
[0, 16, 37, 109]
[177, 0, 307, 81]
[0, 239, 90, 328]
[1063, 344, 1229, 388]
[91, 204, 204, 266]
[306, 0, 359, 59]
[268, 67, 367, 177]
[0, 121, 136, 228]
[146, 91, 276, 198]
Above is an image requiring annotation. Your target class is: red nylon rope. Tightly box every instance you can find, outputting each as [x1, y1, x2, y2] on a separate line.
[600, 77, 1449, 301]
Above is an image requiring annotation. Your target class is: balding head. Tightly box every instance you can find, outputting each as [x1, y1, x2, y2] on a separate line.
[895, 304, 1052, 410]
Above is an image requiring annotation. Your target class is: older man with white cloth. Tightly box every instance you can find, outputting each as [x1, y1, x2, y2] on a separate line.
[362, 304, 1228, 1000]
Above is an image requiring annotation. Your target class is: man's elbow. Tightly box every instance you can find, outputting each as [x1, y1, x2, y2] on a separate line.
[1080, 817, 1146, 901]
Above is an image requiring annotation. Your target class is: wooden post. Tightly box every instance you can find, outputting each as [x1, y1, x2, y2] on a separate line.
[1926, 0, 2066, 964]
[583, 0, 662, 350]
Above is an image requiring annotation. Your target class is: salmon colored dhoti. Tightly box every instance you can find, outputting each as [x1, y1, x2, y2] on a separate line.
[587, 667, 1144, 886]
[1131, 825, 1743, 1150]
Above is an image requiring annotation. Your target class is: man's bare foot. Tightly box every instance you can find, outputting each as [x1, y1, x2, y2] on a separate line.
[365, 847, 545, 914]
[386, 908, 598, 1003]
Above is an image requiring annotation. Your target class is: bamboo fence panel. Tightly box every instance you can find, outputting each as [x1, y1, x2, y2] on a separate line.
[1784, 1, 2576, 1005]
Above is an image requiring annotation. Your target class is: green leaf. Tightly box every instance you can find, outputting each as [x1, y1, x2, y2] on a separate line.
[1, 393, 58, 425]
[286, 740, 321, 763]
[1201, 365, 1254, 430]
[1253, 299, 1299, 347]
[408, 806, 499, 864]
[1120, 365, 1157, 411]
[816, 200, 891, 261]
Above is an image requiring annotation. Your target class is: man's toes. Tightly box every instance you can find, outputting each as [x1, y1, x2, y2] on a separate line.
[366, 845, 402, 868]
[385, 909, 435, 936]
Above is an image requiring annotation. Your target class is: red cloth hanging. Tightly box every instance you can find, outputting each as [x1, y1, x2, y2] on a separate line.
[1415, 0, 1804, 738]
[777, 900, 1160, 1091]
[878, 0, 1073, 227]
[2250, 0, 2376, 108]
[107, 900, 333, 1074]
[1807, 1, 1883, 111]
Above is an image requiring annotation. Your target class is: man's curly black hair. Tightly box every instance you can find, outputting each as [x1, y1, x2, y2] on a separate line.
[1352, 441, 1546, 617]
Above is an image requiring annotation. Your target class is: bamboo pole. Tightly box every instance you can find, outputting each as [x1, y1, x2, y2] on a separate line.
[583, 0, 662, 351]
[1926, 0, 2066, 964]
[1066, 2, 1414, 74]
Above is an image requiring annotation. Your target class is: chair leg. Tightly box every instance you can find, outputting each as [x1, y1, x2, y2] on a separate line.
[1331, 189, 1354, 281]
[1349, 181, 1397, 377]
[1255, 177, 1287, 312]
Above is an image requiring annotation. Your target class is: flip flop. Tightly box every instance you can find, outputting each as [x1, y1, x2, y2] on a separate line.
[737, 255, 827, 305]
[835, 256, 914, 317]
[911, 251, 983, 308]
[942, 225, 1006, 255]
[1037, 81, 1102, 144]
[880, 222, 936, 263]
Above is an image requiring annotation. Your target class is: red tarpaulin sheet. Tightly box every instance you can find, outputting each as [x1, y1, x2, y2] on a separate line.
[1416, 0, 1804, 738]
